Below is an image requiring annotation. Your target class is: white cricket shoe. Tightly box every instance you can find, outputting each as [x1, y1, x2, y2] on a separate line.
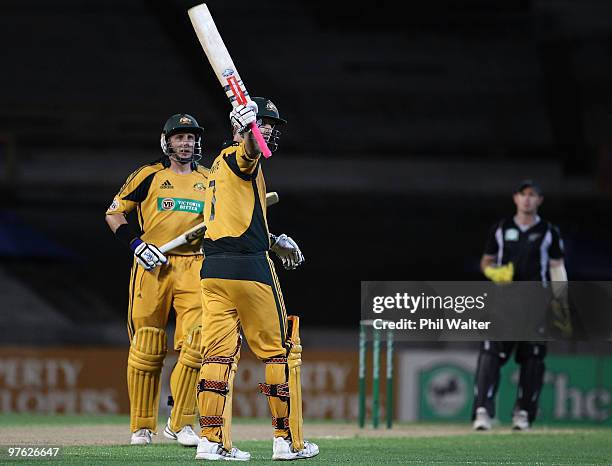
[195, 437, 251, 461]
[130, 428, 153, 445]
[272, 437, 319, 461]
[473, 407, 492, 431]
[163, 419, 199, 447]
[512, 410, 530, 431]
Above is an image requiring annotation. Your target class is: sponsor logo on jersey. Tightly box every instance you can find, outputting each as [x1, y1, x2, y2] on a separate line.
[193, 182, 205, 192]
[108, 198, 119, 211]
[160, 198, 176, 211]
[160, 179, 173, 189]
[179, 116, 192, 125]
[505, 228, 519, 241]
[528, 233, 542, 242]
[157, 197, 203, 214]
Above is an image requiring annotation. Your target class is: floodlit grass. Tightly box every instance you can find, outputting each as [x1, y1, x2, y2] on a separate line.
[13, 434, 606, 465]
[0, 415, 610, 464]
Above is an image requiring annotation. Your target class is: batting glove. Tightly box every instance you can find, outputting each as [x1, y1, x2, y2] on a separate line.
[132, 240, 168, 270]
[230, 101, 258, 134]
[270, 233, 304, 270]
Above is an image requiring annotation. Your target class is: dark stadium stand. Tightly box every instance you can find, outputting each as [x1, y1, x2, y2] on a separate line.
[1, 0, 612, 339]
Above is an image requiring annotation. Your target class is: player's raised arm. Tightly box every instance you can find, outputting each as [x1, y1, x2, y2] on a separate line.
[188, 3, 273, 158]
[228, 97, 287, 175]
[230, 101, 261, 159]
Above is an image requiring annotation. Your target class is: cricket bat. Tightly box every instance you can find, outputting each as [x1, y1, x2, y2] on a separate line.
[188, 3, 272, 158]
[159, 191, 279, 253]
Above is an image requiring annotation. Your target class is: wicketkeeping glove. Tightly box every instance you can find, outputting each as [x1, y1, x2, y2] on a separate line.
[270, 233, 304, 270]
[230, 101, 258, 134]
[132, 239, 168, 271]
[484, 262, 514, 284]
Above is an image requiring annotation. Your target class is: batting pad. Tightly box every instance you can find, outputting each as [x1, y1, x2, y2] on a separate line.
[258, 316, 304, 449]
[127, 326, 167, 432]
[264, 361, 290, 438]
[221, 349, 240, 452]
[169, 326, 202, 433]
[198, 357, 232, 443]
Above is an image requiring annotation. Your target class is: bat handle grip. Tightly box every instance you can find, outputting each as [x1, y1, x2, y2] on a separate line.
[249, 122, 272, 158]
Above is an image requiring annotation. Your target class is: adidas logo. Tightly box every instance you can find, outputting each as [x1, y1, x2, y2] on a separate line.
[160, 180, 173, 189]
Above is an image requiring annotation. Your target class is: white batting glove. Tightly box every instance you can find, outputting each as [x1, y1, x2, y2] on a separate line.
[270, 233, 304, 270]
[133, 241, 168, 270]
[230, 101, 258, 134]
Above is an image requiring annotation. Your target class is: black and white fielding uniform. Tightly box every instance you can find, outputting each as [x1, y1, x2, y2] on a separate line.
[473, 216, 565, 424]
[484, 216, 564, 281]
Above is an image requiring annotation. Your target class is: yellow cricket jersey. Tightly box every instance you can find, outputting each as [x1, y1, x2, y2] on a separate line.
[202, 141, 269, 256]
[106, 159, 209, 255]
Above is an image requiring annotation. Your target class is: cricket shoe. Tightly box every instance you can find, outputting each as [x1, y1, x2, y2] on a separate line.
[195, 437, 251, 461]
[512, 410, 530, 431]
[272, 437, 319, 461]
[473, 407, 492, 431]
[163, 419, 199, 447]
[130, 428, 153, 445]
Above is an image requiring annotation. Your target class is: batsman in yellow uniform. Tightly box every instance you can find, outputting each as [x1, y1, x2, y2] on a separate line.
[195, 98, 319, 461]
[105, 114, 209, 446]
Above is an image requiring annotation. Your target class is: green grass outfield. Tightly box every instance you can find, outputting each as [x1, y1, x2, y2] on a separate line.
[0, 415, 610, 465]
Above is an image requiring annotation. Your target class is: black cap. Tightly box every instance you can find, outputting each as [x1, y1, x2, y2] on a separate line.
[515, 179, 543, 196]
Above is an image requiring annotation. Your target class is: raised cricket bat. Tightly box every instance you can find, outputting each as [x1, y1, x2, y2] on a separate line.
[159, 191, 279, 253]
[188, 3, 272, 158]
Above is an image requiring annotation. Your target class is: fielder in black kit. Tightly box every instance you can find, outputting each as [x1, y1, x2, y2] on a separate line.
[471, 180, 569, 431]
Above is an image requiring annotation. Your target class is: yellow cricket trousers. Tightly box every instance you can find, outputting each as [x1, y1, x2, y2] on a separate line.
[198, 252, 289, 441]
[128, 254, 204, 350]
